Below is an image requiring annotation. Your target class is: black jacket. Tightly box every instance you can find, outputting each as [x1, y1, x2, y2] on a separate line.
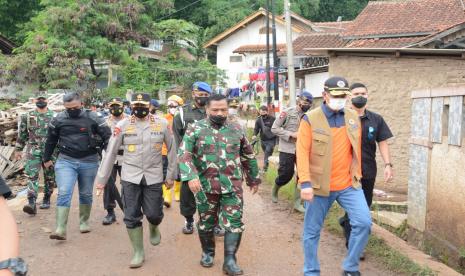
[43, 109, 111, 161]
[254, 115, 276, 141]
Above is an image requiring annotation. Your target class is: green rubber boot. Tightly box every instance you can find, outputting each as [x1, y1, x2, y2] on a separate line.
[271, 184, 281, 203]
[149, 223, 161, 246]
[293, 185, 305, 213]
[223, 232, 244, 275]
[79, 204, 92, 233]
[199, 231, 215, 267]
[127, 227, 145, 268]
[50, 207, 70, 240]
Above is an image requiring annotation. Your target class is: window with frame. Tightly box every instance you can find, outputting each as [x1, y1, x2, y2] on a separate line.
[230, 55, 243, 62]
[259, 26, 272, 34]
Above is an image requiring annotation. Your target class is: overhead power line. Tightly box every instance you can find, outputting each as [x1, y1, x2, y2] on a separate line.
[158, 0, 203, 21]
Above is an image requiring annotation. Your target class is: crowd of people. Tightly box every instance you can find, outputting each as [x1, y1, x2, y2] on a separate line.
[0, 76, 394, 276]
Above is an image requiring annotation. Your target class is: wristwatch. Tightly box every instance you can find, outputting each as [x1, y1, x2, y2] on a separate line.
[0, 258, 28, 276]
[385, 163, 393, 168]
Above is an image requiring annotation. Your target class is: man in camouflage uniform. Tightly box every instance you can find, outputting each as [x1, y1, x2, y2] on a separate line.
[173, 81, 224, 235]
[15, 94, 56, 215]
[271, 91, 313, 212]
[179, 94, 260, 275]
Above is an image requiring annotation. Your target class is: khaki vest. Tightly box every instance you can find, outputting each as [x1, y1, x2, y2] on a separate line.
[306, 107, 362, 197]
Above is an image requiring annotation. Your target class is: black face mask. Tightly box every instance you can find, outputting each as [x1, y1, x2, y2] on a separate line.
[133, 107, 149, 118]
[36, 101, 47, 109]
[300, 104, 311, 113]
[351, 96, 368, 108]
[195, 97, 209, 107]
[110, 107, 123, 117]
[209, 115, 227, 126]
[67, 108, 82, 118]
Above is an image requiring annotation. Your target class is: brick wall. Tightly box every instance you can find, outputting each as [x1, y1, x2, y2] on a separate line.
[329, 55, 465, 193]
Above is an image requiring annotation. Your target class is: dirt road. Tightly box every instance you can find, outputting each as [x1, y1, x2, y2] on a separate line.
[11, 184, 392, 276]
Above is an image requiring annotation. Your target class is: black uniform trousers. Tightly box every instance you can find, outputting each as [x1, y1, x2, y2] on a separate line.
[103, 164, 123, 211]
[275, 152, 297, 187]
[341, 178, 376, 247]
[121, 176, 164, 229]
[180, 182, 196, 221]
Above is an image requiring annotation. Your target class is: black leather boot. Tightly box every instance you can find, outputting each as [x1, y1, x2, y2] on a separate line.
[222, 232, 243, 275]
[23, 196, 37, 215]
[39, 193, 51, 209]
[199, 231, 215, 267]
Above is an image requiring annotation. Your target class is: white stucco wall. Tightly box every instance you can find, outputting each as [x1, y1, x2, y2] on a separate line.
[304, 72, 329, 98]
[216, 17, 300, 88]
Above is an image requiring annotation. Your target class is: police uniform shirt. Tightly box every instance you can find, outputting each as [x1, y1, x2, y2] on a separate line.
[360, 109, 393, 179]
[95, 115, 177, 185]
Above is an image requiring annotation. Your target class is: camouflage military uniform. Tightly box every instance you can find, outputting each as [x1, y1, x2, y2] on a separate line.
[15, 109, 56, 199]
[178, 119, 260, 233]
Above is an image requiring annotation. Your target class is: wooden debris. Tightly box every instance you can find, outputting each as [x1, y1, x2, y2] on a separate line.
[0, 145, 24, 179]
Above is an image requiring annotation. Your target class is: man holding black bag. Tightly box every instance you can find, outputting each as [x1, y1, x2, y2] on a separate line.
[253, 106, 276, 173]
[43, 92, 111, 241]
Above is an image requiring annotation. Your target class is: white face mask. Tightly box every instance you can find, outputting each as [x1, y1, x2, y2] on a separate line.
[229, 108, 238, 115]
[169, 107, 178, 115]
[327, 97, 347, 111]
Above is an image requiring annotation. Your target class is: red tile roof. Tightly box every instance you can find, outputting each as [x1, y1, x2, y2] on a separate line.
[343, 0, 465, 38]
[281, 33, 347, 56]
[233, 44, 286, 54]
[313, 21, 353, 33]
[344, 36, 424, 48]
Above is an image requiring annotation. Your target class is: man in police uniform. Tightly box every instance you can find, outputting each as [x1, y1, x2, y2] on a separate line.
[96, 93, 176, 269]
[271, 91, 313, 212]
[15, 94, 56, 215]
[227, 98, 246, 133]
[173, 81, 225, 235]
[101, 97, 127, 225]
[179, 94, 260, 275]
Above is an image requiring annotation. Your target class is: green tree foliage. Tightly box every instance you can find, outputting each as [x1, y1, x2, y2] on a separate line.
[8, 0, 170, 92]
[172, 0, 368, 41]
[105, 18, 225, 99]
[0, 0, 42, 44]
[313, 0, 369, 22]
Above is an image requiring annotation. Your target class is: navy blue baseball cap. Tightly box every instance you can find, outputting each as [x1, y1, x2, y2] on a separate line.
[150, 99, 160, 107]
[192, 81, 212, 94]
[299, 91, 313, 102]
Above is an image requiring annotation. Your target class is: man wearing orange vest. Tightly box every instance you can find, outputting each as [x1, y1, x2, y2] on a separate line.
[162, 95, 184, 207]
[296, 77, 372, 276]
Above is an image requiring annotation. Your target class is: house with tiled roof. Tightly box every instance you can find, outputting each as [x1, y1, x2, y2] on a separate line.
[291, 1, 465, 267]
[204, 8, 335, 92]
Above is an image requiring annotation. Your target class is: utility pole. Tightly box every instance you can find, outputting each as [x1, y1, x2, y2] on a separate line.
[284, 0, 296, 107]
[271, 0, 280, 107]
[265, 1, 271, 106]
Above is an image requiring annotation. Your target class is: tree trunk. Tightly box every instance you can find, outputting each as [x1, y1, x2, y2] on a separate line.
[89, 56, 102, 78]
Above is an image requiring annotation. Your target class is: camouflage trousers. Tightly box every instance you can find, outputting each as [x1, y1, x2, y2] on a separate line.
[195, 190, 244, 233]
[25, 153, 55, 199]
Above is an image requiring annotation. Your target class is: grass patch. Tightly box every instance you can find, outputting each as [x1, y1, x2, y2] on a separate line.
[0, 101, 13, 111]
[263, 166, 437, 275]
[264, 166, 296, 201]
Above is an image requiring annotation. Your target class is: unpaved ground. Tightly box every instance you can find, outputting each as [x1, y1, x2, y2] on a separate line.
[10, 183, 393, 276]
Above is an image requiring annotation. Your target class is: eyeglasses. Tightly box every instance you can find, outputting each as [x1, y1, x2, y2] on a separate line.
[168, 105, 178, 108]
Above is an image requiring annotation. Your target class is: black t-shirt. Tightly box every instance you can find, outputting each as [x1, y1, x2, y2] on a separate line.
[0, 176, 11, 198]
[360, 110, 393, 179]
